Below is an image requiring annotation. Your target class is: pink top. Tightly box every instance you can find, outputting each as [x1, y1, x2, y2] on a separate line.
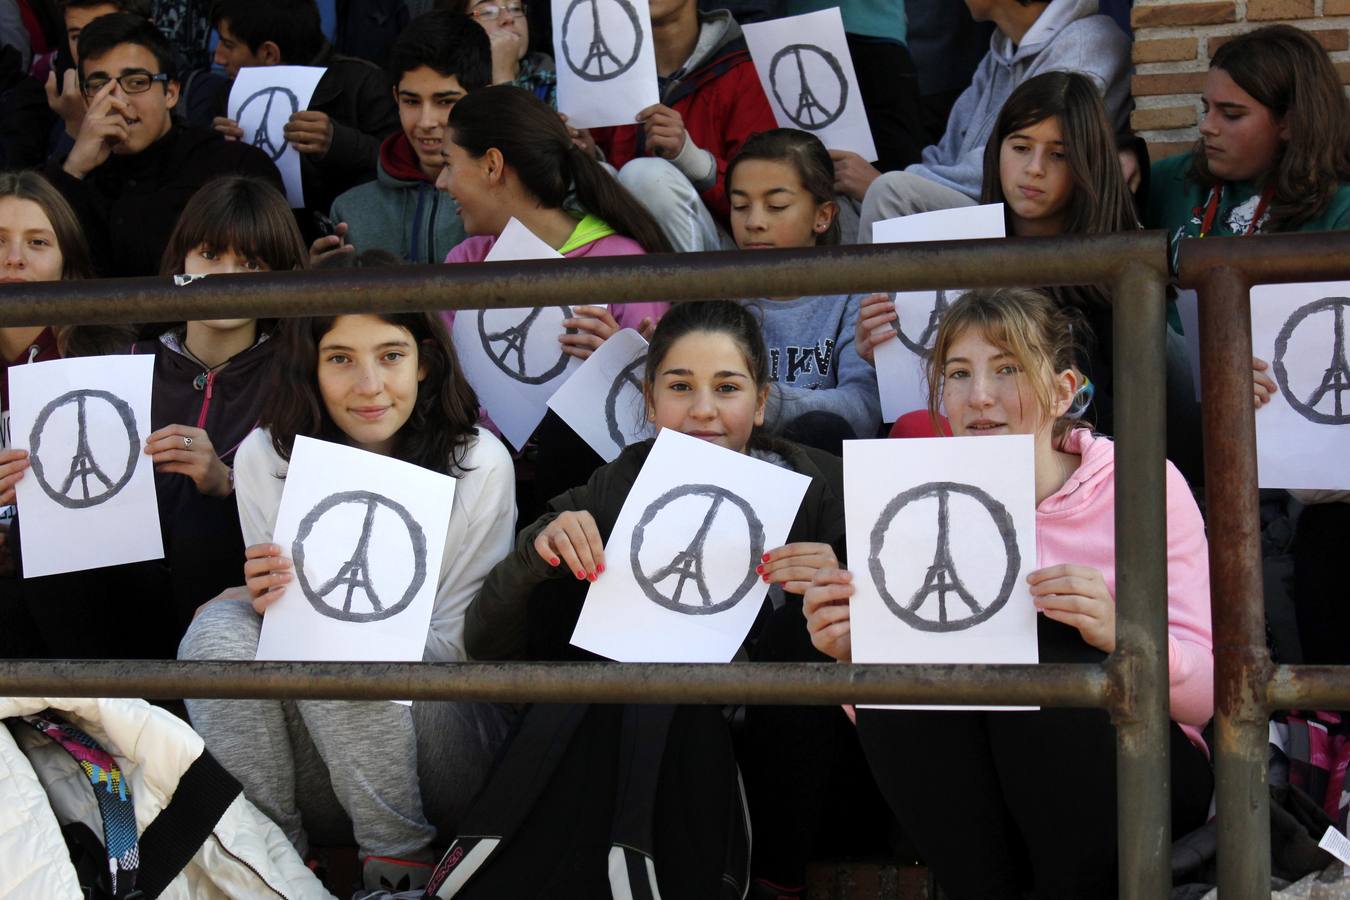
[1043, 429, 1214, 751]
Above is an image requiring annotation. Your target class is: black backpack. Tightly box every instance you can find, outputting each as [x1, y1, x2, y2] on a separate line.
[423, 703, 751, 900]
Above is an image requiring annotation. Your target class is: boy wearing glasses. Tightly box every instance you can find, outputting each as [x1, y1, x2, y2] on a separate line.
[45, 12, 281, 277]
[456, 0, 555, 106]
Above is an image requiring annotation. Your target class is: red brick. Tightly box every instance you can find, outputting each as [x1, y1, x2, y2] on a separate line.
[1131, 1, 1235, 27]
[1337, 60, 1350, 83]
[1133, 37, 1199, 63]
[1132, 105, 1198, 130]
[1246, 0, 1314, 19]
[1327, 0, 1350, 14]
[1210, 28, 1347, 53]
[1131, 71, 1208, 97]
[1148, 142, 1196, 162]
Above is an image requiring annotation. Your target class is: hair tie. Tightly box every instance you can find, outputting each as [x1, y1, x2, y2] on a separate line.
[1067, 375, 1095, 419]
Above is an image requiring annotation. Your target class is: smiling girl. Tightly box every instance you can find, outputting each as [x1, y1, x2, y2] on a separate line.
[179, 310, 517, 894]
[806, 287, 1214, 898]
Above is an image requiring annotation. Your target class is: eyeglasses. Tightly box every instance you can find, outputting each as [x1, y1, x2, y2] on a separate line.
[471, 2, 526, 21]
[81, 71, 170, 98]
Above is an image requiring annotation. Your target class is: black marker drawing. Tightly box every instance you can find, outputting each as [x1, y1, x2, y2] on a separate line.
[604, 353, 647, 451]
[895, 290, 950, 360]
[292, 490, 427, 623]
[631, 484, 765, 615]
[236, 86, 299, 162]
[1273, 296, 1350, 424]
[868, 481, 1019, 633]
[769, 43, 847, 130]
[28, 389, 139, 509]
[477, 307, 576, 385]
[561, 0, 643, 82]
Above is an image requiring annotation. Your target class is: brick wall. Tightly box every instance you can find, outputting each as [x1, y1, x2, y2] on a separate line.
[1129, 1, 1350, 161]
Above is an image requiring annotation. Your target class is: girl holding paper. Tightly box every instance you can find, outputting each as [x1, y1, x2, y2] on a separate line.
[179, 310, 517, 894]
[804, 287, 1214, 898]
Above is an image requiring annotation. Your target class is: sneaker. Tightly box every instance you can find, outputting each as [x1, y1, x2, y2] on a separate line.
[361, 855, 434, 894]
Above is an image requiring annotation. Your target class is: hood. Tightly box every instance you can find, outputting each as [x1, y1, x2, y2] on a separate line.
[674, 9, 744, 82]
[990, 0, 1101, 66]
[1038, 427, 1114, 517]
[378, 131, 434, 186]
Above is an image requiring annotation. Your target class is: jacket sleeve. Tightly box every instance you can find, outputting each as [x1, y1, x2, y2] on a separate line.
[1163, 460, 1215, 728]
[322, 66, 399, 184]
[1031, 18, 1132, 132]
[904, 57, 991, 199]
[766, 295, 881, 440]
[43, 160, 114, 275]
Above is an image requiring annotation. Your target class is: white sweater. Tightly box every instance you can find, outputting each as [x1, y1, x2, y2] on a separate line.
[233, 427, 517, 662]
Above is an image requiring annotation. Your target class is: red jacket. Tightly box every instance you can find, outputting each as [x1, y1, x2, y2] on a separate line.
[592, 14, 776, 224]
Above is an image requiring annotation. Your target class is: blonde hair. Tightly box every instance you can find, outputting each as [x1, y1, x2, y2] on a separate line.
[926, 287, 1089, 443]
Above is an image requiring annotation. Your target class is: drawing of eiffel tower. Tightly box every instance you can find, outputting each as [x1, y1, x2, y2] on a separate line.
[57, 394, 114, 501]
[1306, 302, 1350, 417]
[487, 308, 540, 376]
[579, 0, 624, 76]
[317, 498, 383, 615]
[906, 489, 979, 625]
[649, 493, 724, 606]
[252, 90, 284, 160]
[790, 47, 831, 127]
[918, 290, 950, 351]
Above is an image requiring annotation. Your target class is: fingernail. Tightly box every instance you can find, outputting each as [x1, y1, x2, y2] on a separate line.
[549, 556, 560, 566]
[596, 563, 605, 574]
[762, 574, 770, 582]
[755, 564, 765, 574]
[588, 572, 597, 582]
[761, 553, 771, 563]
[576, 570, 586, 580]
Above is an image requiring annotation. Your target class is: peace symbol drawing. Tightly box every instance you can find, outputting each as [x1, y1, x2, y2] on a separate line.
[291, 490, 428, 623]
[28, 389, 140, 509]
[561, 0, 643, 82]
[768, 43, 848, 131]
[895, 290, 950, 360]
[604, 352, 647, 451]
[868, 481, 1020, 633]
[1273, 296, 1350, 424]
[236, 86, 299, 162]
[477, 307, 577, 385]
[630, 484, 765, 616]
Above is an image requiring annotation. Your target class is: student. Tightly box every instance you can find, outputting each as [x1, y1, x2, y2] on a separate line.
[45, 13, 282, 277]
[856, 71, 1137, 436]
[445, 0, 554, 105]
[589, 0, 777, 252]
[43, 0, 152, 149]
[319, 11, 491, 264]
[208, 0, 402, 223]
[846, 0, 1130, 243]
[804, 287, 1214, 898]
[726, 128, 881, 449]
[139, 175, 307, 636]
[179, 309, 517, 894]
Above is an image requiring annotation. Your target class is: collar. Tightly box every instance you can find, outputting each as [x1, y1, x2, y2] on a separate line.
[558, 214, 616, 254]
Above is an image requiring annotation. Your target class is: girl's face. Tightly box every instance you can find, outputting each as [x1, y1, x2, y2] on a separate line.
[317, 315, 428, 456]
[1199, 67, 1288, 184]
[469, 0, 529, 61]
[185, 242, 269, 331]
[729, 159, 835, 250]
[0, 197, 64, 283]
[940, 326, 1069, 444]
[648, 330, 767, 454]
[998, 115, 1073, 237]
[436, 139, 503, 236]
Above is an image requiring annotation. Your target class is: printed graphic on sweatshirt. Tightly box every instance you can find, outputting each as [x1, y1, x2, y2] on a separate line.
[768, 338, 835, 388]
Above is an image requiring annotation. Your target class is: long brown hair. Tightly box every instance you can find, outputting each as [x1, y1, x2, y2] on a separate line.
[447, 85, 672, 253]
[0, 169, 94, 280]
[260, 312, 481, 476]
[1193, 24, 1350, 231]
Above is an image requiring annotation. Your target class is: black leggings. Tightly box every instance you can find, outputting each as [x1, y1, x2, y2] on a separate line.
[855, 618, 1214, 899]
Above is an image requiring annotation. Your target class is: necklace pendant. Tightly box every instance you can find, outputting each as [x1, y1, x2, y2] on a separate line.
[193, 372, 207, 391]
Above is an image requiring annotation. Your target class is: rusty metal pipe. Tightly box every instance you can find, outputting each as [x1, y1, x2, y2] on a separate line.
[1268, 665, 1350, 710]
[0, 233, 1167, 328]
[1197, 266, 1273, 899]
[1110, 262, 1173, 900]
[0, 659, 1112, 706]
[1178, 231, 1350, 289]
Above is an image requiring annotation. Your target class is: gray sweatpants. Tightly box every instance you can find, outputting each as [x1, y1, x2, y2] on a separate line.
[858, 171, 977, 244]
[179, 598, 514, 859]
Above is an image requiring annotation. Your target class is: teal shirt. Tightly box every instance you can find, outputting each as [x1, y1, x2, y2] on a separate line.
[786, 0, 906, 45]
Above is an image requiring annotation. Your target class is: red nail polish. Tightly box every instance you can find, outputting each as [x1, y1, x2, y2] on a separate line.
[549, 556, 560, 566]
[755, 564, 765, 574]
[761, 553, 772, 563]
[576, 570, 586, 580]
[596, 563, 605, 574]
[588, 572, 597, 582]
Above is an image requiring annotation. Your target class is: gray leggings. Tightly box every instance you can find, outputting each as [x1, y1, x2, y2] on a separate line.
[179, 598, 514, 859]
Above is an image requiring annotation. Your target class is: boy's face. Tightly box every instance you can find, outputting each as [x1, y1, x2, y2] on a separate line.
[80, 42, 178, 154]
[395, 66, 468, 180]
[213, 19, 271, 78]
[65, 2, 120, 64]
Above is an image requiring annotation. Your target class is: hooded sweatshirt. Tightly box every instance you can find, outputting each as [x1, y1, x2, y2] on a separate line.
[907, 0, 1130, 200]
[1041, 429, 1213, 751]
[591, 9, 777, 222]
[331, 132, 467, 264]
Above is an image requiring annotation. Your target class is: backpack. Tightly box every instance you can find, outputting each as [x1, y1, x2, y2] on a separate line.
[424, 703, 751, 900]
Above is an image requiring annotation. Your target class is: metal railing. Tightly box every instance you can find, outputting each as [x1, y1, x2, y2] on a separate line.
[0, 231, 1181, 898]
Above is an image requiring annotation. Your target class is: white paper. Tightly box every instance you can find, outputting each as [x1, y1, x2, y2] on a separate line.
[451, 219, 582, 450]
[844, 435, 1038, 709]
[870, 205, 1006, 421]
[228, 65, 326, 208]
[10, 356, 163, 577]
[571, 429, 811, 662]
[1321, 826, 1350, 866]
[547, 328, 653, 461]
[552, 0, 658, 128]
[256, 436, 455, 666]
[1252, 281, 1350, 489]
[743, 8, 877, 161]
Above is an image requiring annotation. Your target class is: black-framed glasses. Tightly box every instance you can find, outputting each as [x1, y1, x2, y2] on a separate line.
[471, 2, 526, 20]
[81, 71, 170, 98]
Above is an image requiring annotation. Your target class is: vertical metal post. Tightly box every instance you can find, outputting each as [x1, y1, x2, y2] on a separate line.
[1199, 267, 1273, 898]
[1112, 262, 1173, 899]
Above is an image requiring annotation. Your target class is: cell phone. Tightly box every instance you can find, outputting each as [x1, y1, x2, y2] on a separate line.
[312, 212, 343, 242]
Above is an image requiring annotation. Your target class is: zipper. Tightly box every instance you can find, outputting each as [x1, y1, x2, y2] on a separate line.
[196, 369, 216, 429]
[207, 834, 290, 898]
[426, 190, 438, 263]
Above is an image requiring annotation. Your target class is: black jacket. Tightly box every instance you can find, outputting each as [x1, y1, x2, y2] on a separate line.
[464, 435, 845, 661]
[46, 123, 282, 277]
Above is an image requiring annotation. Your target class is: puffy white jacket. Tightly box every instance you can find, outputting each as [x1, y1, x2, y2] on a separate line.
[0, 696, 336, 899]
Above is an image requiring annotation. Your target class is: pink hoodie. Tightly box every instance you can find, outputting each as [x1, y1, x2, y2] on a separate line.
[1043, 430, 1214, 751]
